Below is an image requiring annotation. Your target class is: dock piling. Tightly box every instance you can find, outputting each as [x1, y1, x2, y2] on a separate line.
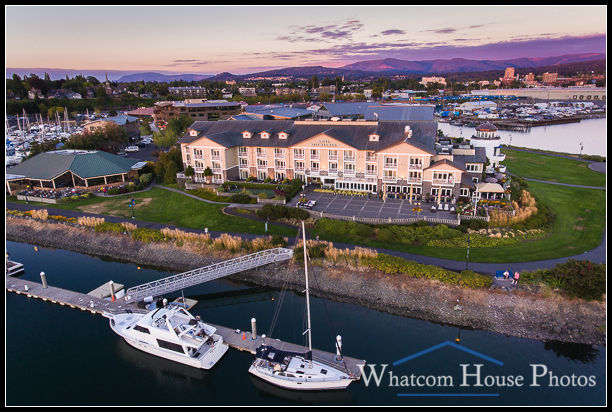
[40, 272, 48, 289]
[251, 317, 257, 340]
[109, 280, 116, 301]
[336, 335, 343, 361]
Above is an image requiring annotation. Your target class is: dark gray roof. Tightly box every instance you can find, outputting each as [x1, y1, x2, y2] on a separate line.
[460, 173, 476, 189]
[364, 105, 434, 121]
[7, 150, 139, 180]
[452, 147, 487, 166]
[322, 102, 374, 117]
[427, 158, 466, 171]
[179, 120, 437, 152]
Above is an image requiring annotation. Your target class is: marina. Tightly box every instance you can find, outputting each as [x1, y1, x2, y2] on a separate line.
[5, 241, 606, 405]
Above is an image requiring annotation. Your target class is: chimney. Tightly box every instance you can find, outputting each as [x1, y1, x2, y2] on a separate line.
[404, 125, 412, 139]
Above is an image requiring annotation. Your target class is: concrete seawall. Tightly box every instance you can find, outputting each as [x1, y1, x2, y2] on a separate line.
[6, 216, 605, 346]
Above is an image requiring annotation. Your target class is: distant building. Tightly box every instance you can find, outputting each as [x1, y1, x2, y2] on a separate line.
[542, 72, 558, 85]
[459, 101, 498, 112]
[501, 67, 516, 85]
[126, 107, 155, 119]
[238, 87, 257, 97]
[153, 99, 242, 126]
[420, 77, 446, 87]
[275, 87, 307, 97]
[524, 73, 535, 82]
[471, 87, 606, 100]
[168, 86, 208, 99]
[83, 115, 141, 139]
[310, 85, 336, 97]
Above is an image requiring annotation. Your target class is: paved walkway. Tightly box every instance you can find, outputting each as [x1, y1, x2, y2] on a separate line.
[588, 162, 606, 174]
[6, 202, 606, 275]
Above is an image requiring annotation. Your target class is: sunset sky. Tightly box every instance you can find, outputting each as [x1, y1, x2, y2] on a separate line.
[5, 5, 606, 75]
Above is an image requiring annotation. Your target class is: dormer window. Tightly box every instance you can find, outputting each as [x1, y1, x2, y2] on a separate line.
[189, 129, 198, 137]
[369, 133, 379, 142]
[261, 132, 270, 139]
[279, 132, 288, 140]
[243, 131, 252, 139]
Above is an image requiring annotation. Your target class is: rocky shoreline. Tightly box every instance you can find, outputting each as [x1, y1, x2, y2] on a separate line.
[6, 216, 606, 346]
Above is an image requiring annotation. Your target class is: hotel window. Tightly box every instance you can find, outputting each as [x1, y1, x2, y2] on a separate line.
[460, 188, 470, 197]
[257, 159, 267, 168]
[239, 158, 249, 168]
[366, 151, 376, 162]
[295, 161, 304, 171]
[294, 148, 305, 158]
[383, 170, 396, 179]
[211, 149, 220, 159]
[310, 149, 319, 159]
[366, 164, 377, 175]
[274, 148, 285, 158]
[344, 163, 355, 172]
[193, 149, 203, 159]
[311, 162, 319, 171]
[384, 156, 398, 168]
[466, 164, 480, 172]
[275, 160, 286, 170]
[257, 147, 266, 157]
[328, 149, 338, 160]
[343, 150, 355, 161]
[261, 132, 269, 139]
[238, 147, 248, 156]
[329, 162, 337, 171]
[240, 170, 249, 180]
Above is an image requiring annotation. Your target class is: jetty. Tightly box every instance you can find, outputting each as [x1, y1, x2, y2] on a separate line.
[6, 277, 365, 379]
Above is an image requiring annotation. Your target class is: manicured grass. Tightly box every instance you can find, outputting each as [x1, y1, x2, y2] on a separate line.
[503, 148, 606, 186]
[7, 188, 296, 237]
[313, 182, 606, 262]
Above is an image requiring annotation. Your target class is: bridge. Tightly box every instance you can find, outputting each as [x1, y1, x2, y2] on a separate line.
[124, 247, 294, 303]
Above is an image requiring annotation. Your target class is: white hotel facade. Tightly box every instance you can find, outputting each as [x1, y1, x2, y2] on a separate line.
[179, 120, 487, 201]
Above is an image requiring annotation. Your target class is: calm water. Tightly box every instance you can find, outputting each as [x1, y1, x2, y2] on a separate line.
[438, 118, 606, 156]
[5, 241, 606, 406]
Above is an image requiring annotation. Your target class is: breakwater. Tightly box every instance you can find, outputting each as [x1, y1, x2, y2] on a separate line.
[6, 216, 605, 346]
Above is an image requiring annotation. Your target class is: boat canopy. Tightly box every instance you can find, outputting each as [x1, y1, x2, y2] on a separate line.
[255, 345, 312, 362]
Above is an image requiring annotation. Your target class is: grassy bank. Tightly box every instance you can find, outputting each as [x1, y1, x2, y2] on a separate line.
[503, 148, 606, 186]
[311, 182, 605, 262]
[7, 187, 296, 237]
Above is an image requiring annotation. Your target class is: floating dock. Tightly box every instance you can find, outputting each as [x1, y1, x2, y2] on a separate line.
[6, 277, 365, 379]
[6, 260, 25, 277]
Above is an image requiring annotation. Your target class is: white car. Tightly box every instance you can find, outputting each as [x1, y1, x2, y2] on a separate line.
[125, 146, 140, 152]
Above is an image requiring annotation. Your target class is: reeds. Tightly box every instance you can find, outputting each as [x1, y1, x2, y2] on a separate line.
[490, 190, 538, 226]
[77, 216, 105, 227]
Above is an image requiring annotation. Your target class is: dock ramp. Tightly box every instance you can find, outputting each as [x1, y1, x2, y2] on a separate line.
[124, 247, 293, 303]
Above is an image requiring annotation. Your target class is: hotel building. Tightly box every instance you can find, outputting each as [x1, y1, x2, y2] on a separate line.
[179, 120, 488, 202]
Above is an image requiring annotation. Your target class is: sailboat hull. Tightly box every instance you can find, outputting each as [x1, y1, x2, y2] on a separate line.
[248, 364, 354, 391]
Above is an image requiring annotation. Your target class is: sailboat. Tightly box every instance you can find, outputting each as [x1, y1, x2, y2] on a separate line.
[248, 221, 358, 390]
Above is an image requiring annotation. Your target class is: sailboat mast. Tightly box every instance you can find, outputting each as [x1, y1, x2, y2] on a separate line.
[301, 220, 313, 367]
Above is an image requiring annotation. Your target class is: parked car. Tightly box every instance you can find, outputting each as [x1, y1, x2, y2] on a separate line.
[125, 146, 140, 152]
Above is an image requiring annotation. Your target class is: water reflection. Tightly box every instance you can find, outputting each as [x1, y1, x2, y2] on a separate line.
[249, 375, 354, 405]
[543, 340, 599, 364]
[114, 339, 211, 385]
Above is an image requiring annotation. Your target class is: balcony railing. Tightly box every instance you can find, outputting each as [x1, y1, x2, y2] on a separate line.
[382, 176, 398, 183]
[256, 152, 267, 158]
[343, 169, 356, 175]
[343, 156, 356, 162]
[310, 154, 319, 160]
[274, 152, 285, 159]
[257, 163, 268, 169]
[384, 163, 398, 169]
[310, 167, 319, 173]
[212, 168, 222, 173]
[194, 154, 203, 160]
[295, 166, 305, 171]
[211, 155, 221, 160]
[294, 153, 305, 159]
[238, 151, 248, 157]
[212, 178, 223, 184]
[194, 167, 205, 173]
[328, 154, 338, 160]
[409, 163, 423, 170]
[275, 164, 286, 170]
[328, 168, 338, 175]
[407, 177, 422, 184]
[365, 169, 377, 175]
[366, 156, 377, 162]
[432, 178, 455, 185]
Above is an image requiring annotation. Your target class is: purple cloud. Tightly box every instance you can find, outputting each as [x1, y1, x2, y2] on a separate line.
[381, 29, 406, 36]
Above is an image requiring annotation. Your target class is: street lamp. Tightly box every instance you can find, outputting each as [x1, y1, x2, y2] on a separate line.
[466, 231, 471, 270]
[130, 198, 135, 219]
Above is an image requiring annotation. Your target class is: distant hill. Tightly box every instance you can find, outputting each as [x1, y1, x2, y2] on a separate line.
[340, 53, 606, 74]
[115, 72, 214, 82]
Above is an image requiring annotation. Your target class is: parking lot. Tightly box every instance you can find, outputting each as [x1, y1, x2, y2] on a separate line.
[298, 189, 457, 221]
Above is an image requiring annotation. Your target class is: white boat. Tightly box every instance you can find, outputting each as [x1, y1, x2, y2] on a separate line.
[248, 221, 359, 391]
[105, 304, 229, 370]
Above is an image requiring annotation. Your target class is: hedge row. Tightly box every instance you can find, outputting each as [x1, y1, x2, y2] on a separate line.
[256, 204, 310, 221]
[191, 189, 256, 204]
[362, 254, 493, 289]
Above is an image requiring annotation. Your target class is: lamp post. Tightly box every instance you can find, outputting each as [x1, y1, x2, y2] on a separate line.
[466, 231, 471, 270]
[130, 198, 135, 219]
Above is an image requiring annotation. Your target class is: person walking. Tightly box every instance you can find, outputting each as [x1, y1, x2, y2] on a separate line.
[503, 270, 510, 281]
[513, 271, 520, 285]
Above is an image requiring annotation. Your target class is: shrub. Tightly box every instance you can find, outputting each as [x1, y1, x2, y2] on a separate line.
[229, 193, 255, 204]
[94, 222, 125, 234]
[139, 173, 153, 186]
[549, 260, 606, 301]
[131, 227, 165, 243]
[313, 218, 374, 242]
[258, 192, 269, 199]
[256, 204, 310, 221]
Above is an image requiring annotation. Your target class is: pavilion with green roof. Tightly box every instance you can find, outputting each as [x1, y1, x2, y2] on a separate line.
[5, 150, 146, 194]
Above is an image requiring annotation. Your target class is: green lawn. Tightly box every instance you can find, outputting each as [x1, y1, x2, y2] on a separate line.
[313, 182, 606, 263]
[503, 148, 606, 186]
[7, 188, 297, 237]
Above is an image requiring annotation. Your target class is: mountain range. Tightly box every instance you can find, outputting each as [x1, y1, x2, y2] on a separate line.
[7, 53, 605, 83]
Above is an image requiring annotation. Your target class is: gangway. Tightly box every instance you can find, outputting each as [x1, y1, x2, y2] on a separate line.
[124, 247, 293, 303]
